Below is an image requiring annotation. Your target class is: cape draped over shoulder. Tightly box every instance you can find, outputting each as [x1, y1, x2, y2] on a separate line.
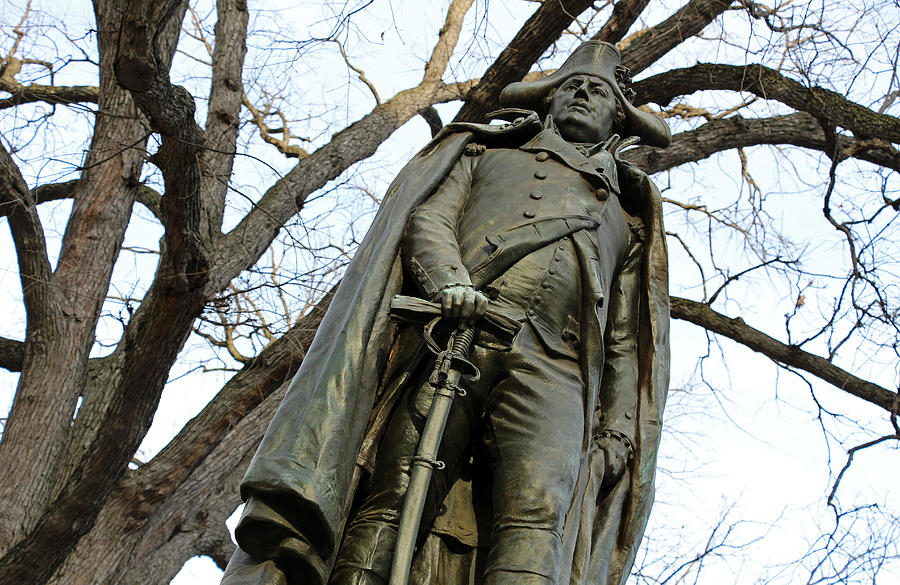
[223, 117, 670, 585]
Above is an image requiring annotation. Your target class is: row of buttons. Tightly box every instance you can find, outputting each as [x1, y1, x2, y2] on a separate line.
[527, 239, 565, 318]
[530, 152, 549, 214]
[525, 152, 551, 217]
[525, 149, 608, 216]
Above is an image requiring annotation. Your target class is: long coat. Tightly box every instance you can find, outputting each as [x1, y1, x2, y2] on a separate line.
[222, 113, 670, 585]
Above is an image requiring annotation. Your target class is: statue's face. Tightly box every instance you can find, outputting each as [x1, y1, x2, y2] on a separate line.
[548, 74, 617, 144]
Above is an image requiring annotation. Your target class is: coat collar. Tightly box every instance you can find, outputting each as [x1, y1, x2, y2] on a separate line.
[519, 123, 620, 194]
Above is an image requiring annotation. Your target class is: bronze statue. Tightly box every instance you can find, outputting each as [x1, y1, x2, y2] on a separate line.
[222, 41, 671, 585]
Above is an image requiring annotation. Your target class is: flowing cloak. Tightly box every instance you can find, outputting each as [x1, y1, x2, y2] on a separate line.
[223, 115, 670, 585]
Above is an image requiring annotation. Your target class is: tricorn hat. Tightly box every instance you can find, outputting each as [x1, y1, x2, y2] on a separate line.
[499, 41, 671, 148]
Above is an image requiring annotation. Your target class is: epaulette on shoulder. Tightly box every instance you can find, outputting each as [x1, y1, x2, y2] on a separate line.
[464, 142, 486, 156]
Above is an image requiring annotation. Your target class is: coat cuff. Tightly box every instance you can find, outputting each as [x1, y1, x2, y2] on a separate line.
[595, 428, 636, 459]
[407, 256, 472, 300]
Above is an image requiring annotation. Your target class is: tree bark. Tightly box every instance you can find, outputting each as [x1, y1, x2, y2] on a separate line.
[0, 81, 98, 109]
[0, 0, 150, 558]
[46, 291, 331, 585]
[624, 113, 900, 175]
[0, 0, 189, 581]
[634, 63, 900, 142]
[592, 0, 650, 44]
[621, 0, 734, 75]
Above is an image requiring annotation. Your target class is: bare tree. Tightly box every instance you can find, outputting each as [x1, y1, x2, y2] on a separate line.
[0, 1, 898, 584]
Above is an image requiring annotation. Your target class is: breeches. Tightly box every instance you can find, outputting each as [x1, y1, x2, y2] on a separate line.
[331, 325, 585, 585]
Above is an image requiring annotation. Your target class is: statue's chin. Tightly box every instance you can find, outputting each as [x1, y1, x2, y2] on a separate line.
[558, 127, 609, 145]
[554, 115, 610, 144]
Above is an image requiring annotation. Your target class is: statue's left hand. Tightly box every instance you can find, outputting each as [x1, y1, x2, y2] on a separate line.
[597, 436, 631, 488]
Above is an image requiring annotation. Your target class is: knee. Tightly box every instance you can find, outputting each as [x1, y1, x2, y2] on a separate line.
[493, 457, 580, 533]
[332, 521, 397, 580]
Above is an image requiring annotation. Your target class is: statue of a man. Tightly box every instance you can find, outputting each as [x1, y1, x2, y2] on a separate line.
[222, 41, 671, 585]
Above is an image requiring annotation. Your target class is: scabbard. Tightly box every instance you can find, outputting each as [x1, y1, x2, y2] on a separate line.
[388, 326, 476, 585]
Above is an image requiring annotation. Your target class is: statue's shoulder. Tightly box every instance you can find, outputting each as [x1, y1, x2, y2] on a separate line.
[436, 109, 543, 153]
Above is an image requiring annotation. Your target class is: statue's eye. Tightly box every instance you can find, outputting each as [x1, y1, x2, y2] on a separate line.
[591, 86, 606, 96]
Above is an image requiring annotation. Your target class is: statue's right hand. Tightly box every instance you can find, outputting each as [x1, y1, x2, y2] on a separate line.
[440, 285, 489, 322]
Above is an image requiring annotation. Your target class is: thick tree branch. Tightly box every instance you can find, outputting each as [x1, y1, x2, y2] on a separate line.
[592, 0, 650, 45]
[114, 373, 286, 585]
[620, 0, 734, 75]
[452, 0, 597, 123]
[200, 0, 249, 243]
[114, 0, 188, 94]
[0, 141, 52, 322]
[0, 335, 25, 372]
[140, 290, 331, 496]
[0, 1, 184, 580]
[118, 290, 335, 584]
[213, 0, 476, 294]
[0, 179, 163, 220]
[0, 252, 209, 585]
[423, 0, 475, 85]
[671, 296, 898, 413]
[45, 291, 333, 585]
[633, 63, 900, 143]
[62, 1, 222, 549]
[29, 179, 77, 206]
[78, 376, 279, 585]
[117, 0, 210, 290]
[623, 112, 900, 174]
[0, 81, 99, 109]
[0, 43, 147, 539]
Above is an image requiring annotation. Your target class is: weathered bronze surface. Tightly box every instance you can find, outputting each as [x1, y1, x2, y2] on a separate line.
[221, 41, 671, 585]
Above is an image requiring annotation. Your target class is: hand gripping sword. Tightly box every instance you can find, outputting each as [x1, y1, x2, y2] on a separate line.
[386, 295, 519, 585]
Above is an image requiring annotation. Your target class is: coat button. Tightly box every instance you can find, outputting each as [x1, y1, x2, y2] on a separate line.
[530, 190, 543, 200]
[534, 169, 547, 179]
[535, 152, 549, 161]
[595, 188, 609, 200]
[523, 210, 535, 218]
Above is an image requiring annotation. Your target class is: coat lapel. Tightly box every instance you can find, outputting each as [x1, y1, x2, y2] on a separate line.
[520, 129, 620, 193]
